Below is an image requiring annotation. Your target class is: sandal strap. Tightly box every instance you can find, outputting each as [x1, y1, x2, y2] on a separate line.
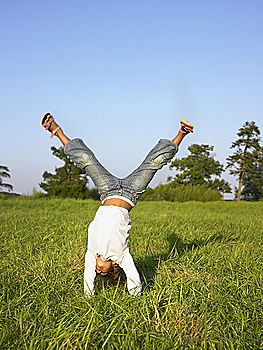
[50, 126, 61, 138]
[180, 122, 193, 133]
[43, 116, 54, 130]
[42, 113, 61, 138]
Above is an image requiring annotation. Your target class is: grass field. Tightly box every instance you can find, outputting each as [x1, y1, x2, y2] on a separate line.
[1, 198, 262, 349]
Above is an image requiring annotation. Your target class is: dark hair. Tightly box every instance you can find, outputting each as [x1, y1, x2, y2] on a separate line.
[106, 263, 126, 286]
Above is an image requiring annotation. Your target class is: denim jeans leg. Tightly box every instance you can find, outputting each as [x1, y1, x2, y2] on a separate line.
[64, 138, 120, 197]
[121, 139, 178, 199]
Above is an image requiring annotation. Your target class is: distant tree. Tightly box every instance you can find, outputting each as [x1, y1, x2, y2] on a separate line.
[39, 147, 99, 199]
[226, 121, 262, 201]
[0, 165, 13, 192]
[32, 187, 38, 195]
[239, 147, 263, 200]
[169, 144, 231, 194]
[140, 183, 222, 202]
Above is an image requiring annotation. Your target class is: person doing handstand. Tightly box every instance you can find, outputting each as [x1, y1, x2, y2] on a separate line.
[41, 113, 194, 297]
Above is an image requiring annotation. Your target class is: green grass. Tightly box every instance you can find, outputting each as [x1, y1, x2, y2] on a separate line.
[1, 198, 262, 349]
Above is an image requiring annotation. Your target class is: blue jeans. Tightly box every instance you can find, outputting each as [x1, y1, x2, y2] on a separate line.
[64, 138, 178, 205]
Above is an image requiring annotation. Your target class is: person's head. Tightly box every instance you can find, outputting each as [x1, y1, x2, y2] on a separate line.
[107, 263, 127, 286]
[96, 255, 114, 276]
[95, 256, 126, 286]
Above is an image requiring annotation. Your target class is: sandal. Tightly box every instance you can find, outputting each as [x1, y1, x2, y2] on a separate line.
[180, 120, 194, 133]
[41, 112, 61, 138]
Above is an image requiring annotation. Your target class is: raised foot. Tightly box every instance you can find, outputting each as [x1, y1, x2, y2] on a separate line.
[180, 120, 194, 133]
[41, 112, 61, 138]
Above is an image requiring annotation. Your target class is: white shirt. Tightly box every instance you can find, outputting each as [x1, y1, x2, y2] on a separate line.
[84, 205, 142, 297]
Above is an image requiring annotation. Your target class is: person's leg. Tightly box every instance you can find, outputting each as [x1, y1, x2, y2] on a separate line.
[41, 113, 120, 196]
[122, 120, 194, 200]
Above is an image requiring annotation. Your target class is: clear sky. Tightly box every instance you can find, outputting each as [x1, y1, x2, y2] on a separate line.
[1, 0, 262, 197]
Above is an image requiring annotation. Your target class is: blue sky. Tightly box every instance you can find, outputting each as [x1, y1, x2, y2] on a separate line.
[1, 0, 262, 197]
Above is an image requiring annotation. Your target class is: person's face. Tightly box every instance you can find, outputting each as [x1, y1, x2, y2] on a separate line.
[96, 256, 113, 276]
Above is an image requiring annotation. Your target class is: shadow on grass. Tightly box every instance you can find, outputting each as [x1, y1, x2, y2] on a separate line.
[137, 232, 239, 289]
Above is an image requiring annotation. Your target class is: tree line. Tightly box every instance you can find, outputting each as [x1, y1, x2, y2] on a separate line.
[1, 121, 262, 201]
[162, 121, 262, 201]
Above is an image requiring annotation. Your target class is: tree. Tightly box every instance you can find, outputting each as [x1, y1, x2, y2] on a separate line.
[239, 147, 263, 200]
[168, 144, 231, 194]
[226, 121, 262, 201]
[0, 165, 13, 192]
[39, 147, 99, 199]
